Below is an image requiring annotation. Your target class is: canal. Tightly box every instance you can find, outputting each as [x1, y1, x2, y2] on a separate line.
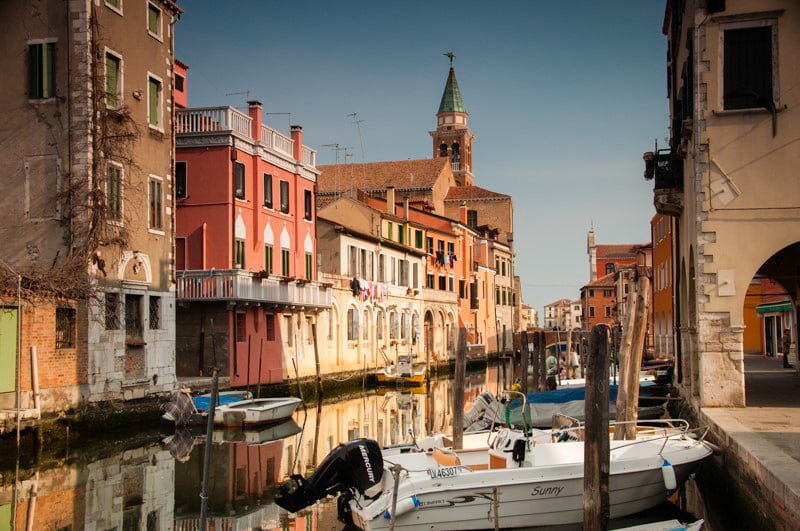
[0, 361, 751, 530]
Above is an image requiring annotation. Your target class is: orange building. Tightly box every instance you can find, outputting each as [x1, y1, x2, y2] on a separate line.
[581, 274, 616, 330]
[651, 214, 675, 357]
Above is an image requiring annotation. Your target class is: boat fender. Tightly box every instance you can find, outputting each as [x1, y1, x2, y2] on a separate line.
[512, 439, 526, 466]
[661, 457, 677, 494]
[383, 496, 420, 519]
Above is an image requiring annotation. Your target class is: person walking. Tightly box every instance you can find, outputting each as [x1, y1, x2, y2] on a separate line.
[782, 329, 794, 369]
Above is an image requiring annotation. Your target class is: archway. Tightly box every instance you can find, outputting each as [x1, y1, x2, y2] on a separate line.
[742, 241, 800, 407]
[424, 310, 434, 360]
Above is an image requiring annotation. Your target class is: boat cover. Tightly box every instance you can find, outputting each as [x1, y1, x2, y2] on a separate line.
[193, 394, 246, 411]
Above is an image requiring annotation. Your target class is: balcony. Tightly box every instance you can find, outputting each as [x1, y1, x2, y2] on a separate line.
[176, 107, 317, 169]
[451, 160, 460, 172]
[420, 288, 458, 305]
[176, 270, 331, 309]
[643, 148, 684, 216]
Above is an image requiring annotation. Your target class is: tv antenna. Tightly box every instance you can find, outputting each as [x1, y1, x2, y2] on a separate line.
[347, 112, 366, 162]
[225, 90, 251, 107]
[321, 143, 352, 195]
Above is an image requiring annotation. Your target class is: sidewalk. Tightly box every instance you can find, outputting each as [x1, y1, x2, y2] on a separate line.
[699, 354, 800, 529]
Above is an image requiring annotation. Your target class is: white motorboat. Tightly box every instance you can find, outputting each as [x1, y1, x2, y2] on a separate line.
[615, 519, 704, 531]
[276, 413, 712, 530]
[213, 397, 302, 428]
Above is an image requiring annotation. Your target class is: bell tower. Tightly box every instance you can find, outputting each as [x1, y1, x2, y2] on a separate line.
[430, 52, 475, 187]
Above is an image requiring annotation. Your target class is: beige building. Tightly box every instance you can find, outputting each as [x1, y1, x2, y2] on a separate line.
[0, 0, 179, 413]
[651, 0, 800, 406]
[543, 298, 580, 330]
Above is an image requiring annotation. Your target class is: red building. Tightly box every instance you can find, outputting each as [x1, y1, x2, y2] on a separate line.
[174, 83, 331, 385]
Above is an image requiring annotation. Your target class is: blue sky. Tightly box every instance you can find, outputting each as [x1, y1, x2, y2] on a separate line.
[176, 1, 667, 319]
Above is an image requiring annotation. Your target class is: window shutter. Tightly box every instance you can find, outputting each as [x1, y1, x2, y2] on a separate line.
[724, 27, 772, 110]
[149, 78, 159, 124]
[28, 44, 41, 98]
[106, 55, 118, 106]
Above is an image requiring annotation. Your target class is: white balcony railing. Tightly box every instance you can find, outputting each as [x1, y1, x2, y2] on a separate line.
[301, 146, 316, 167]
[176, 269, 331, 308]
[451, 161, 461, 172]
[260, 123, 295, 159]
[176, 106, 252, 138]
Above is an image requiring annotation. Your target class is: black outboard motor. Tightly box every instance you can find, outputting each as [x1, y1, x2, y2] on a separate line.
[275, 438, 384, 514]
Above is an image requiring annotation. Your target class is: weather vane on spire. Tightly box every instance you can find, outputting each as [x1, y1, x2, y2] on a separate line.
[443, 51, 455, 66]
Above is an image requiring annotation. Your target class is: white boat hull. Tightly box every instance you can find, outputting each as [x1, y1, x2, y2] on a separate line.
[213, 397, 302, 427]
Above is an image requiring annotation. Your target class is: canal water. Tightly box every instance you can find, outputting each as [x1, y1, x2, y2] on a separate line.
[0, 361, 742, 530]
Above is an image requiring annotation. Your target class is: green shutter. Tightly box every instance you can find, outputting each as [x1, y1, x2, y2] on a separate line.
[28, 44, 41, 98]
[148, 78, 159, 125]
[148, 5, 160, 34]
[0, 309, 18, 394]
[106, 54, 118, 107]
[44, 42, 55, 98]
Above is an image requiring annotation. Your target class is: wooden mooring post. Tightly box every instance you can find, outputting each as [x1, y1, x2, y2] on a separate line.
[537, 331, 547, 391]
[519, 331, 529, 395]
[452, 328, 467, 450]
[530, 331, 540, 392]
[584, 325, 610, 531]
[199, 368, 220, 531]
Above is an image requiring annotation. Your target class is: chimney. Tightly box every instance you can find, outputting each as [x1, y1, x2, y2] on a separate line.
[459, 201, 468, 224]
[386, 186, 396, 214]
[247, 100, 263, 142]
[403, 196, 410, 220]
[290, 125, 303, 162]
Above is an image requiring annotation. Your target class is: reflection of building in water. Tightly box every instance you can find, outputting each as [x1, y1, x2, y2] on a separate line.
[174, 438, 284, 530]
[0, 444, 174, 530]
[281, 372, 492, 478]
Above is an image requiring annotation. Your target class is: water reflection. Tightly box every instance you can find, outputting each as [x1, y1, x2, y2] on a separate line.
[0, 360, 716, 530]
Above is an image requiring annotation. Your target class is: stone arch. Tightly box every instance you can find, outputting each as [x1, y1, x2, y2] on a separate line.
[304, 232, 313, 253]
[424, 309, 435, 360]
[235, 211, 246, 239]
[118, 251, 152, 284]
[439, 143, 448, 157]
[280, 225, 291, 249]
[264, 223, 274, 245]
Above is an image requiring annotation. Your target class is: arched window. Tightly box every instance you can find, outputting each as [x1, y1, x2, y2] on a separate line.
[347, 308, 359, 341]
[439, 143, 448, 157]
[390, 312, 398, 339]
[451, 142, 460, 162]
[362, 310, 370, 340]
[400, 313, 407, 340]
[412, 313, 419, 345]
[605, 263, 615, 275]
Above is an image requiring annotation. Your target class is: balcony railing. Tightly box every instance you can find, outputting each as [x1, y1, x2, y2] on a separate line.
[451, 161, 461, 172]
[643, 149, 683, 191]
[176, 106, 252, 138]
[176, 269, 331, 308]
[259, 123, 295, 158]
[301, 146, 316, 167]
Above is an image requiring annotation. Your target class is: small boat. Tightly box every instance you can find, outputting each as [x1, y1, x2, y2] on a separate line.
[212, 418, 302, 444]
[213, 397, 303, 428]
[615, 519, 704, 531]
[275, 416, 713, 530]
[161, 389, 253, 426]
[376, 355, 426, 385]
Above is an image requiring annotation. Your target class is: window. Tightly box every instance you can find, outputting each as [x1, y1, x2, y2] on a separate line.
[447, 241, 455, 256]
[233, 162, 245, 200]
[400, 313, 407, 340]
[467, 210, 478, 228]
[362, 311, 369, 340]
[495, 257, 500, 272]
[105, 293, 120, 330]
[28, 41, 56, 100]
[426, 236, 434, 255]
[235, 312, 246, 342]
[437, 239, 445, 254]
[605, 263, 615, 275]
[502, 289, 507, 306]
[438, 276, 446, 290]
[305, 252, 313, 279]
[589, 306, 595, 318]
[605, 306, 612, 317]
[496, 286, 500, 303]
[723, 25, 774, 110]
[376, 312, 383, 340]
[107, 163, 123, 222]
[603, 289, 612, 297]
[415, 230, 423, 249]
[148, 177, 162, 230]
[175, 161, 187, 199]
[263, 174, 272, 208]
[264, 245, 273, 274]
[426, 274, 435, 289]
[307, 317, 314, 344]
[397, 260, 407, 286]
[459, 280, 466, 298]
[55, 308, 75, 349]
[149, 296, 161, 329]
[387, 222, 393, 241]
[501, 260, 506, 277]
[234, 239, 245, 269]
[304, 190, 312, 220]
[281, 249, 290, 276]
[147, 2, 162, 39]
[390, 257, 396, 284]
[105, 51, 122, 108]
[589, 289, 595, 297]
[105, 0, 122, 11]
[147, 75, 162, 128]
[347, 308, 358, 341]
[412, 262, 418, 288]
[378, 254, 385, 282]
[398, 225, 405, 245]
[266, 314, 275, 341]
[280, 180, 289, 213]
[175, 73, 184, 92]
[448, 276, 454, 292]
[284, 316, 293, 346]
[390, 312, 399, 339]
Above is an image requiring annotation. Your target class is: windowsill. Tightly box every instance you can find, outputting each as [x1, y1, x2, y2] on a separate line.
[712, 105, 785, 117]
[106, 102, 123, 111]
[148, 124, 165, 135]
[105, 2, 123, 16]
[28, 98, 56, 104]
[147, 31, 164, 43]
[148, 228, 165, 236]
[235, 197, 248, 203]
[263, 205, 274, 211]
[303, 217, 313, 223]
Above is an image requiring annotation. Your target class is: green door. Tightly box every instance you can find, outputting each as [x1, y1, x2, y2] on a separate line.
[0, 309, 18, 394]
[0, 504, 11, 531]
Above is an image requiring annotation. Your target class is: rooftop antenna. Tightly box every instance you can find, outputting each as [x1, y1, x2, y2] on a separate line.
[347, 112, 366, 162]
[225, 89, 251, 108]
[321, 143, 352, 196]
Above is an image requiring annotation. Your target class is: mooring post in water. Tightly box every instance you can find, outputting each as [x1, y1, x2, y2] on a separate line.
[520, 331, 529, 395]
[256, 338, 264, 398]
[584, 325, 610, 531]
[538, 331, 547, 392]
[311, 323, 323, 399]
[199, 368, 220, 531]
[452, 328, 467, 450]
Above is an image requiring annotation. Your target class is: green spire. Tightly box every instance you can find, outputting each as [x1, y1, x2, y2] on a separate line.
[438, 54, 466, 114]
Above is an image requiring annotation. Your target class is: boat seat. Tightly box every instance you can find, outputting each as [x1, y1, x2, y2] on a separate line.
[488, 449, 507, 469]
[432, 447, 461, 467]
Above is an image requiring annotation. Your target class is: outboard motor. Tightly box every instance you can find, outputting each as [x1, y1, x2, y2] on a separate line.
[464, 392, 499, 430]
[275, 438, 384, 514]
